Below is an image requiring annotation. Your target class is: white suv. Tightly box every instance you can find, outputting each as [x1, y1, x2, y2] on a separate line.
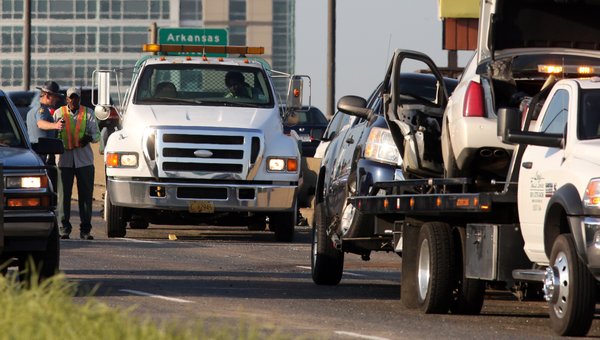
[441, 0, 600, 183]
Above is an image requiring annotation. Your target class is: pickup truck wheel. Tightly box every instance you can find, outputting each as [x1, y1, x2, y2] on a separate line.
[270, 209, 296, 242]
[548, 234, 595, 336]
[414, 222, 455, 313]
[106, 190, 127, 238]
[20, 223, 60, 283]
[450, 227, 485, 315]
[311, 203, 343, 285]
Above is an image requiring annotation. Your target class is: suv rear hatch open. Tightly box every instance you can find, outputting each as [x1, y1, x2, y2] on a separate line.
[478, 0, 600, 63]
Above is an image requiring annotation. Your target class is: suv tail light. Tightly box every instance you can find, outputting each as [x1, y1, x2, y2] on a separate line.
[463, 81, 485, 117]
[109, 107, 119, 120]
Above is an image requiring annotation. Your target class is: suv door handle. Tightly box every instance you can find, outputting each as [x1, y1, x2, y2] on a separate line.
[345, 136, 354, 144]
[522, 162, 532, 169]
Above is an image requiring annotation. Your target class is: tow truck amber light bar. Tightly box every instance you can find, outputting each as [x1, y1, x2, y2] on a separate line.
[143, 44, 264, 55]
[538, 64, 598, 74]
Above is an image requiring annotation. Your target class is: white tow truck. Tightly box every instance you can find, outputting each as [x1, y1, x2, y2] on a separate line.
[327, 74, 600, 336]
[93, 44, 309, 242]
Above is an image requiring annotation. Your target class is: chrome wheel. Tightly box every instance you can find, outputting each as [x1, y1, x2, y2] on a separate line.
[418, 238, 431, 301]
[551, 251, 570, 319]
[340, 203, 356, 236]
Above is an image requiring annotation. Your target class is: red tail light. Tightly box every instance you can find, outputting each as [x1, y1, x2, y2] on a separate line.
[109, 108, 119, 119]
[463, 81, 485, 117]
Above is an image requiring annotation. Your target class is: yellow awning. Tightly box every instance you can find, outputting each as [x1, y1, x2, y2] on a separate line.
[438, 0, 479, 19]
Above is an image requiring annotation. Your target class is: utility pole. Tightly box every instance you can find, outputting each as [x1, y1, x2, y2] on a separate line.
[327, 0, 336, 118]
[24, 0, 31, 90]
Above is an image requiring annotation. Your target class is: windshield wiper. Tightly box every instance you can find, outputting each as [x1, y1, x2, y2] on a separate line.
[148, 97, 203, 104]
[198, 100, 261, 108]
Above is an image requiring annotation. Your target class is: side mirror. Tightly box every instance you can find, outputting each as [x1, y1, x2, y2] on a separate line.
[497, 108, 521, 144]
[93, 70, 113, 121]
[32, 138, 64, 155]
[287, 76, 303, 110]
[337, 95, 371, 119]
[497, 107, 563, 148]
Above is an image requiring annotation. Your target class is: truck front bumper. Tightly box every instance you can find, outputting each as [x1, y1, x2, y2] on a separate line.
[3, 210, 56, 252]
[108, 178, 297, 212]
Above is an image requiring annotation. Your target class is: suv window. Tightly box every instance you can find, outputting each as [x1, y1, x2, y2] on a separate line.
[0, 96, 24, 147]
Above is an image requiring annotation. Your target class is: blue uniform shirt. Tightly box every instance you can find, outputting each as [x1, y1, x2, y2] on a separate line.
[26, 102, 57, 143]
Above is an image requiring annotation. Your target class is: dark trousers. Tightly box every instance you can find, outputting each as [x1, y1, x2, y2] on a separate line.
[57, 165, 95, 236]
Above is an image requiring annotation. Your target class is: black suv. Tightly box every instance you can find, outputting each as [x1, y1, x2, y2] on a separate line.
[312, 72, 457, 285]
[0, 90, 63, 278]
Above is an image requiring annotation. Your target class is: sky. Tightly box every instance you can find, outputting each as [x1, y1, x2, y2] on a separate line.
[295, 0, 472, 116]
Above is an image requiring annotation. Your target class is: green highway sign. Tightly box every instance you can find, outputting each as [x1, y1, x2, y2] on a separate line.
[158, 28, 228, 55]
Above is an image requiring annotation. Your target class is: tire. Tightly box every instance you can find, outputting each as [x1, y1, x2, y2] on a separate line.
[548, 234, 596, 336]
[20, 223, 60, 283]
[270, 207, 296, 242]
[129, 219, 149, 229]
[106, 189, 127, 238]
[311, 203, 344, 285]
[450, 227, 485, 315]
[413, 222, 455, 313]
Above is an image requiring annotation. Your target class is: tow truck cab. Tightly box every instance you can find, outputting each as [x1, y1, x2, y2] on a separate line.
[95, 44, 309, 242]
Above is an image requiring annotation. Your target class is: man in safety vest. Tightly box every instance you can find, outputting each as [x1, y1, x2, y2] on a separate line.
[54, 87, 100, 240]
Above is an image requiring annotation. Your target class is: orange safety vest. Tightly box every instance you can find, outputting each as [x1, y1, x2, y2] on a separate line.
[57, 106, 87, 150]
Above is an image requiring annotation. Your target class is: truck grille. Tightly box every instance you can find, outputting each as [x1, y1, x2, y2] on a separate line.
[153, 127, 263, 179]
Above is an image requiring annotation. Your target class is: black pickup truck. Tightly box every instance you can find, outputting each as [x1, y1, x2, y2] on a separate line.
[0, 90, 63, 279]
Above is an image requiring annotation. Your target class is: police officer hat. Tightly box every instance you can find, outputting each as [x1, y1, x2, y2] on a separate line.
[36, 81, 62, 96]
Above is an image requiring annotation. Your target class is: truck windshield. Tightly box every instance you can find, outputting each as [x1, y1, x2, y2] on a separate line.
[133, 64, 274, 108]
[0, 96, 24, 147]
[579, 90, 600, 140]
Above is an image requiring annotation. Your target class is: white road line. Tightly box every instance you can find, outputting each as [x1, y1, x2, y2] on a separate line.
[296, 265, 366, 277]
[119, 289, 194, 303]
[334, 331, 391, 340]
[118, 238, 161, 244]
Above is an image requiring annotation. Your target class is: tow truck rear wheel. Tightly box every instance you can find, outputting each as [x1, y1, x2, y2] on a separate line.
[413, 221, 455, 313]
[548, 234, 595, 336]
[450, 226, 485, 315]
[106, 190, 127, 238]
[311, 203, 343, 285]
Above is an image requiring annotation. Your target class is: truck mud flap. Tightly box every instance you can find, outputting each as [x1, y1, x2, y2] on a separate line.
[400, 222, 420, 308]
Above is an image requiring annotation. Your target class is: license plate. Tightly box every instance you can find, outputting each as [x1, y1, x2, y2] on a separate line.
[188, 201, 215, 213]
[299, 134, 311, 142]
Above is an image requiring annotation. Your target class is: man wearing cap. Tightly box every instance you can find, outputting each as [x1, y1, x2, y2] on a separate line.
[26, 81, 64, 150]
[54, 87, 100, 240]
[27, 81, 64, 193]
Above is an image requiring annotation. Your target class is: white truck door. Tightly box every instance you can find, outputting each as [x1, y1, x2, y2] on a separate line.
[518, 88, 570, 262]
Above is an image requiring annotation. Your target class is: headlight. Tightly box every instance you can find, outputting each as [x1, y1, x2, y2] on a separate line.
[5, 176, 44, 189]
[364, 127, 401, 165]
[106, 152, 138, 168]
[267, 157, 298, 172]
[584, 178, 600, 208]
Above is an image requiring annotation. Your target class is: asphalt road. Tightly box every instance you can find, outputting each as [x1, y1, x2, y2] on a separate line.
[55, 200, 600, 339]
